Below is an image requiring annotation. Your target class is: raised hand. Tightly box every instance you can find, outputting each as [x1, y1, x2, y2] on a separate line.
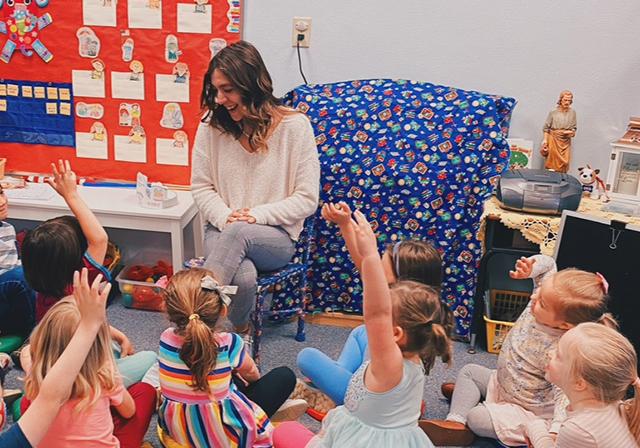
[73, 268, 110, 330]
[351, 210, 378, 260]
[321, 202, 352, 227]
[509, 256, 536, 280]
[48, 159, 78, 199]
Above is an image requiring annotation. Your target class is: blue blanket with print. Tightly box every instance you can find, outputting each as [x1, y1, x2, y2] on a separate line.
[283, 79, 516, 339]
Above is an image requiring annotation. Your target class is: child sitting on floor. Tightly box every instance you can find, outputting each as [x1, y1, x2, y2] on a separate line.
[0, 185, 36, 338]
[23, 268, 157, 448]
[295, 202, 447, 411]
[274, 210, 452, 448]
[0, 267, 115, 447]
[422, 254, 617, 446]
[19, 160, 156, 385]
[157, 268, 304, 447]
[526, 322, 640, 447]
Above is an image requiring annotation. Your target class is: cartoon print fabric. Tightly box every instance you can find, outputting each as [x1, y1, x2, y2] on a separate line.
[284, 79, 516, 338]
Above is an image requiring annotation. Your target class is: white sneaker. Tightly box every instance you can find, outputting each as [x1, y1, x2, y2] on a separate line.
[271, 398, 309, 422]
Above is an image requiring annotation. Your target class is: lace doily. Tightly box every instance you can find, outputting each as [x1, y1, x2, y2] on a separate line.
[478, 196, 640, 255]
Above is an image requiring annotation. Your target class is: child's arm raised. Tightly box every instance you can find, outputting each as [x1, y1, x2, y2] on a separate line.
[14, 268, 110, 446]
[351, 211, 403, 392]
[48, 160, 108, 264]
[322, 202, 363, 270]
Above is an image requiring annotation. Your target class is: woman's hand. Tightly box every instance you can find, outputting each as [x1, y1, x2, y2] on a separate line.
[73, 268, 110, 331]
[509, 256, 536, 279]
[351, 210, 378, 260]
[321, 202, 352, 227]
[48, 160, 78, 199]
[226, 208, 256, 224]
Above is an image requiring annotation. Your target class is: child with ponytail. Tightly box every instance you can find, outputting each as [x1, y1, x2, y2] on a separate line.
[158, 268, 300, 447]
[273, 211, 453, 448]
[295, 201, 447, 411]
[526, 322, 640, 447]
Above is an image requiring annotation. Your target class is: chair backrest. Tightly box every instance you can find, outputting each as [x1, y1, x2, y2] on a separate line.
[292, 215, 316, 265]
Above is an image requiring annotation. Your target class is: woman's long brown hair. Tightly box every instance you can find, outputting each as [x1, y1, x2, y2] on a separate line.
[200, 40, 283, 152]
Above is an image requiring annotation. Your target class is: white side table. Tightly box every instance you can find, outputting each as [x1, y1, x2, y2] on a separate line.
[6, 185, 203, 271]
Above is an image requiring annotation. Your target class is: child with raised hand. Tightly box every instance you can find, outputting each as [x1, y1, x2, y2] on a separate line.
[295, 201, 447, 410]
[526, 322, 640, 448]
[0, 268, 110, 447]
[19, 160, 156, 385]
[158, 268, 300, 447]
[274, 211, 452, 448]
[22, 268, 157, 448]
[422, 254, 617, 446]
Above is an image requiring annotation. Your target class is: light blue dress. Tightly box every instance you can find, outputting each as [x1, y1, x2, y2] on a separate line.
[307, 358, 434, 448]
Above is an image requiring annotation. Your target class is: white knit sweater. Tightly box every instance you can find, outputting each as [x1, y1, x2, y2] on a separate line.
[191, 113, 320, 240]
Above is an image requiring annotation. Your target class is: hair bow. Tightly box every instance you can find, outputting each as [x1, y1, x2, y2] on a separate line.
[200, 275, 237, 307]
[595, 272, 609, 295]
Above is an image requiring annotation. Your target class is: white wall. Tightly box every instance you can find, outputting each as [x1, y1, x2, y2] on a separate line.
[244, 0, 640, 177]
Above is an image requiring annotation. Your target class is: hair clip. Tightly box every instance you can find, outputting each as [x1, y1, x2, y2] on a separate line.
[200, 275, 237, 307]
[392, 241, 402, 276]
[595, 272, 609, 295]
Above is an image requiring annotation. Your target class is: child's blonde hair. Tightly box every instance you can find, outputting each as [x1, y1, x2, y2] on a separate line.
[564, 323, 640, 442]
[552, 269, 617, 328]
[391, 280, 453, 373]
[25, 297, 118, 411]
[163, 268, 227, 392]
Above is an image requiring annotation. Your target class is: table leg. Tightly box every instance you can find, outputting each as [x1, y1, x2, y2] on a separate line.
[170, 221, 184, 272]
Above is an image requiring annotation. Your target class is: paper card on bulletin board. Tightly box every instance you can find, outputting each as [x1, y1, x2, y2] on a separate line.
[155, 74, 189, 103]
[76, 132, 108, 159]
[0, 0, 243, 185]
[82, 0, 117, 27]
[177, 3, 212, 33]
[111, 72, 145, 100]
[156, 137, 188, 166]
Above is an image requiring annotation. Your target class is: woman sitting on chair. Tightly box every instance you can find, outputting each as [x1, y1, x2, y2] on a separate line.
[191, 40, 320, 340]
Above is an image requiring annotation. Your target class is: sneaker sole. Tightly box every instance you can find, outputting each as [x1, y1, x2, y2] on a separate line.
[418, 420, 475, 446]
[270, 402, 309, 422]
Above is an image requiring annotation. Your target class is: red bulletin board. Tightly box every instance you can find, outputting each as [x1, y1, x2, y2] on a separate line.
[0, 0, 242, 185]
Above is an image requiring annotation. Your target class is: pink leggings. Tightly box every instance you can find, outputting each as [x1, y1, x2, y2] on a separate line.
[273, 421, 315, 448]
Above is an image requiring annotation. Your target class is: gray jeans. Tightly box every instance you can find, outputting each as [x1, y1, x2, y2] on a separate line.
[203, 222, 295, 327]
[446, 363, 498, 439]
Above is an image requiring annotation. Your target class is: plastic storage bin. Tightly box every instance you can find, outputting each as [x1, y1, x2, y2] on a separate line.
[116, 250, 172, 312]
[483, 289, 530, 354]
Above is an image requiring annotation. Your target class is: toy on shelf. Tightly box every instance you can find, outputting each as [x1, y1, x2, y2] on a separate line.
[136, 172, 178, 209]
[117, 259, 172, 311]
[578, 165, 610, 202]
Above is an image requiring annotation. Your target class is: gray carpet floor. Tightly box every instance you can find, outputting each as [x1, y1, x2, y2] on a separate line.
[4, 298, 500, 447]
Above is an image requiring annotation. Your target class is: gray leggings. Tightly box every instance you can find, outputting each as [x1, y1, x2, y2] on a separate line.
[204, 222, 295, 327]
[447, 363, 498, 439]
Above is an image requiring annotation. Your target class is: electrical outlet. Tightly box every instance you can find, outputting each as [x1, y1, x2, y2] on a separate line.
[292, 17, 311, 48]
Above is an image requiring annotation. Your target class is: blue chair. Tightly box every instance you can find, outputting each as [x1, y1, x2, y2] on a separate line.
[184, 217, 316, 365]
[251, 216, 315, 364]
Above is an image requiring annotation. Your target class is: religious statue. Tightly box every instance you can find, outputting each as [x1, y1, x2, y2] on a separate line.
[540, 90, 577, 173]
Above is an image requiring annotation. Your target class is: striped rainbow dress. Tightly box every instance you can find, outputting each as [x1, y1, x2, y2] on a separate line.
[158, 328, 273, 447]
